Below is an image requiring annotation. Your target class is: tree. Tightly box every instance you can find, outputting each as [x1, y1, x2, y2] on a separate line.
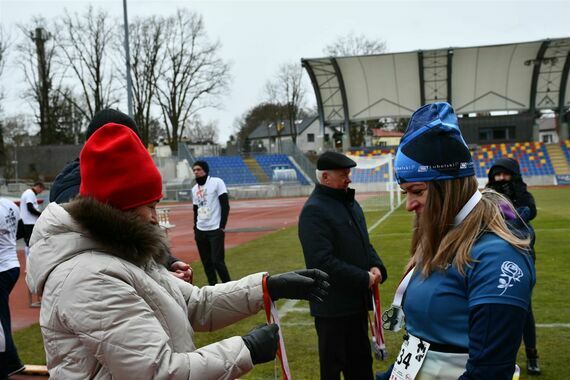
[265, 62, 306, 144]
[126, 15, 166, 146]
[155, 9, 230, 152]
[0, 26, 8, 105]
[0, 27, 10, 168]
[58, 6, 119, 120]
[186, 116, 218, 143]
[17, 19, 67, 145]
[1, 116, 32, 179]
[235, 102, 291, 152]
[323, 32, 387, 56]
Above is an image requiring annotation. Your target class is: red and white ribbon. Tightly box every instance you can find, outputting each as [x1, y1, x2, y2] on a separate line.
[369, 283, 388, 360]
[262, 276, 292, 380]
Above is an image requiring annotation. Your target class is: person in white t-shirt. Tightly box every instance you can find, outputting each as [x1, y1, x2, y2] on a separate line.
[0, 198, 25, 377]
[191, 161, 231, 286]
[19, 182, 45, 252]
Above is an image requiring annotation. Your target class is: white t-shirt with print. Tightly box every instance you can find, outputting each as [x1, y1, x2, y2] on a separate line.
[20, 188, 40, 224]
[192, 176, 228, 231]
[0, 198, 21, 272]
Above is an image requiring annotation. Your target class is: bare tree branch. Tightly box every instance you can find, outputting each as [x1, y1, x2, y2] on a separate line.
[324, 32, 387, 56]
[124, 15, 166, 145]
[57, 6, 119, 119]
[264, 62, 307, 144]
[155, 9, 231, 152]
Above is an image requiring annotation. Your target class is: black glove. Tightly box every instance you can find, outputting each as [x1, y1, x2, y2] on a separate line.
[266, 268, 330, 302]
[242, 324, 280, 364]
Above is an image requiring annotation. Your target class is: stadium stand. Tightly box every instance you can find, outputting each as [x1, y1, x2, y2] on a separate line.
[472, 142, 554, 177]
[195, 156, 258, 186]
[562, 141, 570, 164]
[254, 154, 310, 185]
[351, 165, 391, 183]
[348, 141, 558, 180]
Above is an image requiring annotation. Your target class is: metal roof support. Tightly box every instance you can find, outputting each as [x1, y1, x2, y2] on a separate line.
[418, 51, 425, 105]
[302, 59, 326, 136]
[559, 50, 570, 121]
[330, 58, 350, 135]
[447, 49, 454, 104]
[529, 40, 550, 114]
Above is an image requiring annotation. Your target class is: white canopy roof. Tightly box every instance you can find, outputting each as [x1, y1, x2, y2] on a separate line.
[302, 38, 570, 131]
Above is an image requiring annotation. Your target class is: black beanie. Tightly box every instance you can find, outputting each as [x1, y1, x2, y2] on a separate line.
[193, 160, 209, 175]
[86, 109, 140, 141]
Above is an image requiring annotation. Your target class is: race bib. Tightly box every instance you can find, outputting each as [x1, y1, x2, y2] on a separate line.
[198, 207, 212, 220]
[390, 334, 430, 380]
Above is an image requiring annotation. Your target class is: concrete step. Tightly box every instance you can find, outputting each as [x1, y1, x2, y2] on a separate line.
[243, 158, 270, 183]
[545, 144, 570, 175]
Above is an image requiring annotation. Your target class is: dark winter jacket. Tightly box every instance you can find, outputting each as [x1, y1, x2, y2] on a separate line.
[487, 157, 537, 255]
[299, 184, 387, 318]
[49, 159, 81, 204]
[487, 157, 536, 222]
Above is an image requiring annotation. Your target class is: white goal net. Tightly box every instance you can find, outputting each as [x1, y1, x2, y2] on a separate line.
[345, 153, 400, 213]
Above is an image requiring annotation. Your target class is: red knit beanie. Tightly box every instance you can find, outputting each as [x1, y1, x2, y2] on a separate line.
[80, 123, 163, 210]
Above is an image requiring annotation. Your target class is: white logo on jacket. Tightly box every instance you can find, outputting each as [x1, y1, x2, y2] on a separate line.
[497, 261, 523, 295]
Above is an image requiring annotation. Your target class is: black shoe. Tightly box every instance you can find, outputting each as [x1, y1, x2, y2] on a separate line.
[527, 358, 541, 376]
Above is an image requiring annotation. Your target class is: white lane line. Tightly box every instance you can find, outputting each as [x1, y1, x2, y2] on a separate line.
[536, 323, 570, 328]
[368, 200, 404, 233]
[277, 299, 301, 319]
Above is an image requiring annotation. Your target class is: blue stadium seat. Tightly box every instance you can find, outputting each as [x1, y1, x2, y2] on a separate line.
[195, 156, 258, 186]
[254, 154, 309, 185]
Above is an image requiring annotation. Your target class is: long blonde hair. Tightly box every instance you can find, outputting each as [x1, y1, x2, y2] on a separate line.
[406, 176, 530, 276]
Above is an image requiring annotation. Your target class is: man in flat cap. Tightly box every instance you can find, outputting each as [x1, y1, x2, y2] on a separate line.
[298, 151, 388, 380]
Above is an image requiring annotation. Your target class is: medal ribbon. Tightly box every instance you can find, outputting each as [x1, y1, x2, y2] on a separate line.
[368, 283, 388, 359]
[262, 275, 292, 380]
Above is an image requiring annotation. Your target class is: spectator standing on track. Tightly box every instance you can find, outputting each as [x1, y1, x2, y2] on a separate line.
[49, 108, 192, 283]
[0, 198, 25, 378]
[26, 123, 330, 379]
[298, 151, 388, 380]
[377, 102, 534, 380]
[192, 161, 232, 285]
[487, 157, 541, 376]
[19, 182, 44, 257]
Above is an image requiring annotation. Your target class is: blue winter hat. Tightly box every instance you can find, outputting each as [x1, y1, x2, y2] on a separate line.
[394, 102, 475, 184]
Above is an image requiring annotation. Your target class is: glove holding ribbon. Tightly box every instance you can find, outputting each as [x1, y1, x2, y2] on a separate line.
[254, 269, 329, 379]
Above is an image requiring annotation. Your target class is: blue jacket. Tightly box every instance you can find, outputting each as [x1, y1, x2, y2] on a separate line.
[49, 159, 81, 204]
[299, 184, 386, 317]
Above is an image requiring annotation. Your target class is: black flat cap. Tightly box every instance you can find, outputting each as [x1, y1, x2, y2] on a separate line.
[317, 151, 356, 170]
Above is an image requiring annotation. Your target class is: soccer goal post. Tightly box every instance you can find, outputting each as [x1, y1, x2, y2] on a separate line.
[346, 153, 401, 213]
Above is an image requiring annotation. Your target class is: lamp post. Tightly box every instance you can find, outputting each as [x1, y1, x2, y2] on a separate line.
[122, 0, 134, 117]
[267, 123, 273, 153]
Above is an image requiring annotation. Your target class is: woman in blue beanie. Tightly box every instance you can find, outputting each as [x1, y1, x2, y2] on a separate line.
[379, 103, 535, 380]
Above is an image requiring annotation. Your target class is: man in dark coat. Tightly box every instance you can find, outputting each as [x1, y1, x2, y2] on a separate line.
[486, 157, 540, 376]
[299, 151, 388, 380]
[49, 109, 192, 282]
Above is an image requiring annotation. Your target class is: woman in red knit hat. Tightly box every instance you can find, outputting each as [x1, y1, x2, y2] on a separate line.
[26, 123, 329, 379]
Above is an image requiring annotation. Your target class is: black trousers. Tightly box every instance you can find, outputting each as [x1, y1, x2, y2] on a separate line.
[314, 312, 373, 380]
[195, 228, 231, 286]
[0, 267, 23, 378]
[22, 224, 35, 247]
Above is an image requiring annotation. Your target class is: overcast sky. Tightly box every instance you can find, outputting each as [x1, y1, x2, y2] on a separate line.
[1, 0, 569, 144]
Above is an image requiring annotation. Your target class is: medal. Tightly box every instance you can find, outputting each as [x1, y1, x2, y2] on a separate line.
[382, 305, 405, 332]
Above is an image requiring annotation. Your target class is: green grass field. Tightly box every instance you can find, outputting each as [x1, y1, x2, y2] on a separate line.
[15, 187, 570, 379]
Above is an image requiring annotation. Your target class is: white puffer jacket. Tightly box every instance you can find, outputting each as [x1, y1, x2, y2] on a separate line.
[26, 199, 265, 379]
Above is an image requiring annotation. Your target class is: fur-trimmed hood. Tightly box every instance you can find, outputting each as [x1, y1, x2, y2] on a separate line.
[26, 197, 169, 294]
